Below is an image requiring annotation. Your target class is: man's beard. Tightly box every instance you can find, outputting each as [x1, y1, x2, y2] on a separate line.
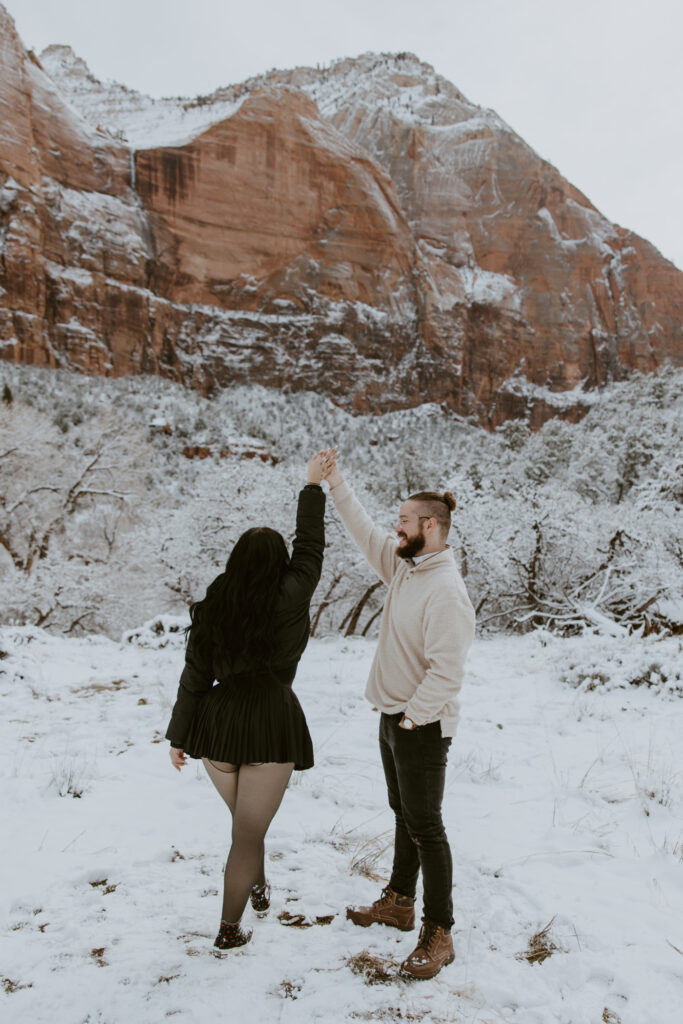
[397, 531, 426, 560]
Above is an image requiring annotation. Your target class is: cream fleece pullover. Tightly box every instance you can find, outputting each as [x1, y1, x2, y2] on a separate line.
[330, 480, 475, 737]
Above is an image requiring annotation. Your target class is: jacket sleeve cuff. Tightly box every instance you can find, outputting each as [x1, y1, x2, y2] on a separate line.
[402, 703, 426, 727]
[330, 479, 352, 501]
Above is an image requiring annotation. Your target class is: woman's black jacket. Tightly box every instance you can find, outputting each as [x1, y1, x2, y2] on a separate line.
[165, 484, 325, 749]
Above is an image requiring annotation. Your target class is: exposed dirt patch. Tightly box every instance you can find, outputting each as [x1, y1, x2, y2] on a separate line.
[278, 910, 336, 928]
[90, 947, 108, 967]
[71, 679, 128, 695]
[90, 878, 117, 895]
[346, 950, 401, 985]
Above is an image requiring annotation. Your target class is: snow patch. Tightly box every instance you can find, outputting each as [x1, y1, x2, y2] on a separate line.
[500, 373, 601, 409]
[459, 266, 520, 309]
[0, 626, 681, 1022]
[40, 45, 245, 151]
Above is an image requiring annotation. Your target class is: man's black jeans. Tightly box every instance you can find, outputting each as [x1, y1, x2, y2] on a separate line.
[379, 712, 453, 930]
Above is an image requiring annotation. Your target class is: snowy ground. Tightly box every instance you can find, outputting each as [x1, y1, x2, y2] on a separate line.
[1, 622, 682, 1024]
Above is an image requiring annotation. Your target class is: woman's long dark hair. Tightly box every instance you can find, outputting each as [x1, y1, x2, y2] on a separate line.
[188, 527, 290, 667]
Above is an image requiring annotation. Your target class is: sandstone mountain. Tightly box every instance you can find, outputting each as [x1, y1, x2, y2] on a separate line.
[1, 4, 681, 426]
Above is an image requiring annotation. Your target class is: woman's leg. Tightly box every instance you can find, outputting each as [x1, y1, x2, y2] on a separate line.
[203, 758, 267, 887]
[220, 762, 293, 923]
[203, 758, 239, 815]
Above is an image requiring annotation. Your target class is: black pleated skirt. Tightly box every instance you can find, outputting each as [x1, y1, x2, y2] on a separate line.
[183, 678, 314, 771]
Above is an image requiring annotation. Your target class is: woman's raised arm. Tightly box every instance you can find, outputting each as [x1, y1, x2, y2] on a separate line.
[283, 452, 327, 601]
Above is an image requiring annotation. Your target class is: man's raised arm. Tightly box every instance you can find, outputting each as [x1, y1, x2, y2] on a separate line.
[323, 452, 398, 586]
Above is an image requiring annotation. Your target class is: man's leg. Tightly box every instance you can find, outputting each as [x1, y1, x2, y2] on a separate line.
[345, 714, 417, 931]
[387, 718, 453, 930]
[379, 713, 421, 899]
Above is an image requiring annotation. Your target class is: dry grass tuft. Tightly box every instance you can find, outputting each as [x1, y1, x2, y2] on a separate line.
[2, 977, 33, 994]
[350, 831, 393, 882]
[346, 949, 400, 985]
[602, 1009, 622, 1024]
[350, 1011, 423, 1022]
[90, 878, 117, 894]
[51, 756, 87, 798]
[515, 916, 559, 965]
[90, 947, 108, 967]
[279, 979, 301, 1000]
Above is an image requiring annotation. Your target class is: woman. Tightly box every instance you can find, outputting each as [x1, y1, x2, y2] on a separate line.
[166, 452, 328, 951]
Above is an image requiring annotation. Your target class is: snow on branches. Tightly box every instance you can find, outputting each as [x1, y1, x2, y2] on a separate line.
[0, 364, 681, 638]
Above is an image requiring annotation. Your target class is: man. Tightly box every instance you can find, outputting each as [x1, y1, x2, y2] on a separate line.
[321, 450, 475, 979]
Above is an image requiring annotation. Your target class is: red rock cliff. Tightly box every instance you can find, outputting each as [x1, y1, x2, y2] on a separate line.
[0, 8, 681, 425]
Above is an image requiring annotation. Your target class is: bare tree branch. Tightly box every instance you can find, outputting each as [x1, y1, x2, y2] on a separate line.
[7, 486, 62, 514]
[310, 573, 342, 638]
[344, 581, 384, 637]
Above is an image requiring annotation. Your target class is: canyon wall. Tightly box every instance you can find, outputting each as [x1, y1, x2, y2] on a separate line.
[1, 5, 681, 425]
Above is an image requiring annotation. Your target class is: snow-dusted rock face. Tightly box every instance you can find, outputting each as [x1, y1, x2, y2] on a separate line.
[0, 6, 681, 425]
[134, 90, 416, 314]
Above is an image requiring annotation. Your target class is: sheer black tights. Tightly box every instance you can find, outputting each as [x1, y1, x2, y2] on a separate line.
[203, 758, 293, 924]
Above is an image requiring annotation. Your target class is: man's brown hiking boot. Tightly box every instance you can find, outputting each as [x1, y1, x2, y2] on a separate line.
[346, 885, 415, 931]
[400, 920, 454, 979]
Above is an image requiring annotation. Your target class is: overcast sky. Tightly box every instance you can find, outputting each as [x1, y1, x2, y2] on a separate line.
[9, 0, 683, 269]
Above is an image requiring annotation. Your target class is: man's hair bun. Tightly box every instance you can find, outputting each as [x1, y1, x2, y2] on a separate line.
[407, 490, 457, 532]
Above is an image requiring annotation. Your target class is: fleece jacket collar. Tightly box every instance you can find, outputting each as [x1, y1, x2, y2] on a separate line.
[407, 546, 454, 572]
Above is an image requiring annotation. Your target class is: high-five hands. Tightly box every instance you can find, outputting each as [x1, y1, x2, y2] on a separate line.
[307, 448, 341, 486]
[318, 447, 341, 487]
